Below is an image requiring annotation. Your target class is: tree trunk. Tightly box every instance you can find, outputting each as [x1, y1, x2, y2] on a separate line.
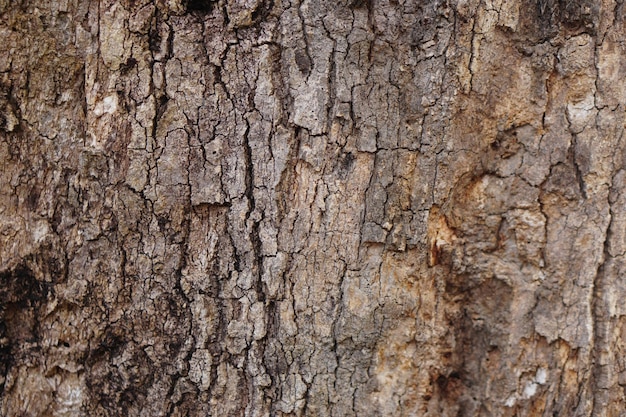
[1, 0, 625, 415]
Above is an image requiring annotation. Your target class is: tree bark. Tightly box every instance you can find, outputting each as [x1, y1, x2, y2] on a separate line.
[1, 0, 625, 415]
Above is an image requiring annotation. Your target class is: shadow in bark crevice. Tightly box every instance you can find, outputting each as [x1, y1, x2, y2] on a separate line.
[0, 264, 51, 394]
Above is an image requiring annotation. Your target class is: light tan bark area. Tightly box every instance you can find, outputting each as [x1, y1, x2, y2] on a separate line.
[1, 0, 626, 415]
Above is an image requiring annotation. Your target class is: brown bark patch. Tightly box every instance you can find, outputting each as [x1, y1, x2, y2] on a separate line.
[427, 205, 456, 267]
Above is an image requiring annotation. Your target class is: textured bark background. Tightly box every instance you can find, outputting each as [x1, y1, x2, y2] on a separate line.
[1, 0, 626, 415]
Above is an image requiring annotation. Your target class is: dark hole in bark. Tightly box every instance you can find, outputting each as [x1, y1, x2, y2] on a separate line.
[120, 57, 137, 75]
[156, 94, 169, 121]
[250, 4, 265, 22]
[186, 0, 215, 13]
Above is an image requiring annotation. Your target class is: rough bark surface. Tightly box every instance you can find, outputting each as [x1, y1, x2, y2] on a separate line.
[1, 0, 626, 415]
